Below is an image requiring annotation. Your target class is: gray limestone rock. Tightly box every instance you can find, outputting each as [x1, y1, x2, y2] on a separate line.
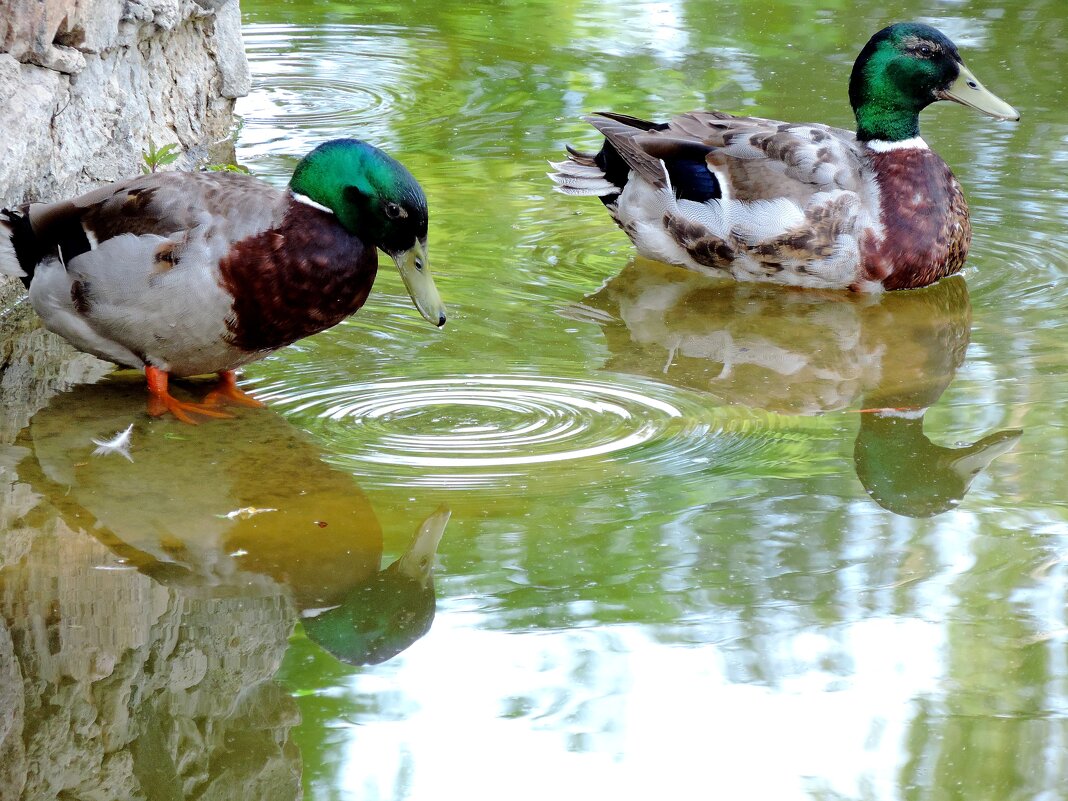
[0, 618, 27, 801]
[0, 0, 248, 441]
[0, 0, 249, 207]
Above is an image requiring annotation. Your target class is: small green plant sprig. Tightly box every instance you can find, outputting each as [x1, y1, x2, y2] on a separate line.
[141, 137, 251, 174]
[141, 137, 180, 174]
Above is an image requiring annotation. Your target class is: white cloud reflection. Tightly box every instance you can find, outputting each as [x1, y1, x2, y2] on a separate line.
[335, 614, 943, 800]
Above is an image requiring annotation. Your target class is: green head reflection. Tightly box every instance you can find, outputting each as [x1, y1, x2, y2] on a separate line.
[301, 506, 450, 666]
[854, 412, 1021, 517]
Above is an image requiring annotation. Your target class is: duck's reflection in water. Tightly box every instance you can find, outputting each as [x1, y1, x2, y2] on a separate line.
[579, 260, 1020, 517]
[301, 507, 449, 666]
[0, 380, 449, 799]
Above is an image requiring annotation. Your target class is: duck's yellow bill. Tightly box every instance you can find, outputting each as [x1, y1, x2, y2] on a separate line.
[392, 238, 446, 327]
[940, 62, 1020, 121]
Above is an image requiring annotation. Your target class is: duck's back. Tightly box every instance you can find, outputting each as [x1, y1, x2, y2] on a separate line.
[16, 170, 285, 265]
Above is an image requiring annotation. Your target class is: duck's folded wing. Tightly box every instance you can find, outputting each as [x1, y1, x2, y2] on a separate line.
[24, 171, 286, 269]
[587, 111, 868, 200]
[663, 112, 868, 201]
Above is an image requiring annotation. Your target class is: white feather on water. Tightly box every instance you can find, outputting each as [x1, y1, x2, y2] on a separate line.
[91, 424, 135, 462]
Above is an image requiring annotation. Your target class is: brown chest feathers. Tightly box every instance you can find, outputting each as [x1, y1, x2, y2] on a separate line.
[860, 148, 971, 291]
[218, 203, 377, 353]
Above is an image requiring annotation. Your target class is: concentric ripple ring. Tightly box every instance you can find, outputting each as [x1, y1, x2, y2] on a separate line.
[266, 375, 685, 469]
[249, 373, 834, 493]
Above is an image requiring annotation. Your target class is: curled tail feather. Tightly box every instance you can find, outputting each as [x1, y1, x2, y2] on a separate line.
[547, 148, 619, 197]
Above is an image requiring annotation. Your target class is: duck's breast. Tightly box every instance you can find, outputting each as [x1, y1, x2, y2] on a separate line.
[859, 145, 971, 290]
[216, 202, 378, 356]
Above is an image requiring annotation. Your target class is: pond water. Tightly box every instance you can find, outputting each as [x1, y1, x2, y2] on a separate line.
[3, 0, 1068, 798]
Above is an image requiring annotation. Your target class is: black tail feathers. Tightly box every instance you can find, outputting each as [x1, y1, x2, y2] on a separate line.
[1, 208, 38, 288]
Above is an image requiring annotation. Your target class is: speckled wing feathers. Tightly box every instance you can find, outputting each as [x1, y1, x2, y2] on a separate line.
[79, 171, 286, 243]
[572, 111, 884, 289]
[660, 113, 867, 197]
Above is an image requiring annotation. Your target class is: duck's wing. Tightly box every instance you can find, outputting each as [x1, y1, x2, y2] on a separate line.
[7, 171, 288, 368]
[586, 111, 880, 288]
[588, 110, 867, 198]
[13, 170, 285, 274]
[667, 111, 867, 197]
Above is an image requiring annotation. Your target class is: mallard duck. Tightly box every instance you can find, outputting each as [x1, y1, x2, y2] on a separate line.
[550, 22, 1019, 291]
[0, 138, 446, 422]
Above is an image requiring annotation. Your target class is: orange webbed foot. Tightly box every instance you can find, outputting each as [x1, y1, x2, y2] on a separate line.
[202, 370, 266, 409]
[145, 366, 234, 424]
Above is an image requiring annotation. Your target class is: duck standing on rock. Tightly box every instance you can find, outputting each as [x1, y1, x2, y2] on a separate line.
[551, 22, 1019, 292]
[0, 138, 446, 422]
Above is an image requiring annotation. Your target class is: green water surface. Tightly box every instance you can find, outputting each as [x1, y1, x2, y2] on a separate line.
[3, 0, 1068, 799]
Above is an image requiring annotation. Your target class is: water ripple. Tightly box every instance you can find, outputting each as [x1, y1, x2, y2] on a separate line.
[966, 197, 1068, 318]
[241, 76, 392, 127]
[236, 23, 448, 173]
[249, 373, 834, 493]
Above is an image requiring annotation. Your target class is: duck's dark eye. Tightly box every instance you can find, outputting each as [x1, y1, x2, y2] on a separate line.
[918, 44, 933, 57]
[384, 202, 405, 220]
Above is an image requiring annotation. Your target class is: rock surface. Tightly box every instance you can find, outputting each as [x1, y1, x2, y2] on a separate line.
[0, 0, 248, 205]
[0, 300, 113, 446]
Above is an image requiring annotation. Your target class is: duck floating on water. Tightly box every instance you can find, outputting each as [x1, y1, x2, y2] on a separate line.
[0, 138, 446, 422]
[551, 22, 1019, 292]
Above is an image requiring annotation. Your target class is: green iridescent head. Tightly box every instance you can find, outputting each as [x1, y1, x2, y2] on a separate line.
[289, 138, 446, 327]
[849, 22, 1019, 142]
